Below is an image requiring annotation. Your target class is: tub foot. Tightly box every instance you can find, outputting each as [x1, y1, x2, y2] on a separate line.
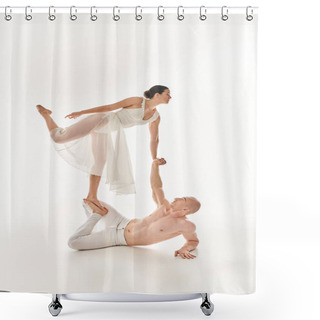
[48, 294, 63, 317]
[200, 293, 214, 316]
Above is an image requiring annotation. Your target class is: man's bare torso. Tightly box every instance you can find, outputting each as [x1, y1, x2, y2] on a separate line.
[124, 205, 187, 246]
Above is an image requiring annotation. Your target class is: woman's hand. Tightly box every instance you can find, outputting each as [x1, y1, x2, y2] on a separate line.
[65, 111, 83, 119]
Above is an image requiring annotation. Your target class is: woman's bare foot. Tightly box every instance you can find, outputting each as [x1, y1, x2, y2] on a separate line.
[83, 199, 108, 216]
[84, 197, 109, 212]
[36, 104, 52, 116]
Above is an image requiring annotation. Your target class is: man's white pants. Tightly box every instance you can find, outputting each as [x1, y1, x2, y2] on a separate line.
[68, 201, 131, 250]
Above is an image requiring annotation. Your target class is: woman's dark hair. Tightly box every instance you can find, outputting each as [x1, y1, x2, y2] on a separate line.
[144, 85, 169, 99]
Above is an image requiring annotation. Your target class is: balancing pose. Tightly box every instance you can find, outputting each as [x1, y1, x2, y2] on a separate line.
[36, 85, 171, 210]
[68, 158, 201, 259]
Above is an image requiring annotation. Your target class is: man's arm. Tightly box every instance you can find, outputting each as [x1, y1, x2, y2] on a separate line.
[174, 221, 199, 259]
[149, 116, 160, 160]
[150, 159, 170, 209]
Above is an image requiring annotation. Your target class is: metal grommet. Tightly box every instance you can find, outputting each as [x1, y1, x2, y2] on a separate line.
[113, 6, 120, 21]
[246, 6, 254, 21]
[25, 6, 32, 21]
[135, 6, 142, 21]
[177, 6, 184, 21]
[90, 6, 98, 21]
[49, 6, 56, 21]
[200, 6, 207, 21]
[5, 6, 12, 21]
[157, 6, 165, 21]
[70, 6, 77, 21]
[221, 6, 228, 21]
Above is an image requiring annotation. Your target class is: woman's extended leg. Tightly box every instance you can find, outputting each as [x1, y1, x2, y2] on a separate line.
[36, 105, 58, 131]
[36, 104, 107, 144]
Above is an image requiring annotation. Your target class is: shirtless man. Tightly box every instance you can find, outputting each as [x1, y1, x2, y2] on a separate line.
[68, 158, 200, 259]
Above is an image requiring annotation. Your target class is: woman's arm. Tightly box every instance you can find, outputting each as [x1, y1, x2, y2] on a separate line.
[65, 97, 140, 119]
[149, 116, 160, 160]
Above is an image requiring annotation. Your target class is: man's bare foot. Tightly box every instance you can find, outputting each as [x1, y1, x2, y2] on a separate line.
[83, 199, 108, 216]
[36, 104, 52, 116]
[84, 198, 109, 212]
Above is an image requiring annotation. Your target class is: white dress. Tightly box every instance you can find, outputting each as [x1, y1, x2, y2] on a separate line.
[50, 97, 159, 194]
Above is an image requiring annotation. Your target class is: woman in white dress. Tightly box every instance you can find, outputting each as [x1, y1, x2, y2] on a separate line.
[36, 85, 172, 210]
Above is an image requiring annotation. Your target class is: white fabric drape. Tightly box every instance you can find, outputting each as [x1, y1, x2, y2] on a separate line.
[0, 12, 257, 294]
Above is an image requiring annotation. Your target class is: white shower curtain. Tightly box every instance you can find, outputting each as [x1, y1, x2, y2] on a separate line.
[0, 9, 257, 294]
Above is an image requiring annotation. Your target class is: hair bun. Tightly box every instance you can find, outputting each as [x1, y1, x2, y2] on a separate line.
[144, 90, 151, 99]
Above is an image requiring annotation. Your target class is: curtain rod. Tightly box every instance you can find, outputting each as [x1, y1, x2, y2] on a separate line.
[0, 6, 258, 9]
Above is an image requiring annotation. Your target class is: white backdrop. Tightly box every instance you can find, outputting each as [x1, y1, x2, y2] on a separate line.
[1, 0, 320, 320]
[0, 7, 257, 295]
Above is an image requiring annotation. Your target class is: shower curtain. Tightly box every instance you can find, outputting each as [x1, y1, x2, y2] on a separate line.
[0, 7, 257, 295]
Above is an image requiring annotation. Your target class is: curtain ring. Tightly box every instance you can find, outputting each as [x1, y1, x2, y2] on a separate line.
[70, 6, 77, 21]
[200, 6, 207, 21]
[221, 6, 228, 21]
[157, 6, 165, 21]
[25, 6, 32, 21]
[5, 6, 12, 21]
[113, 6, 120, 21]
[49, 6, 56, 21]
[90, 6, 98, 21]
[177, 6, 184, 21]
[246, 6, 254, 21]
[135, 6, 142, 21]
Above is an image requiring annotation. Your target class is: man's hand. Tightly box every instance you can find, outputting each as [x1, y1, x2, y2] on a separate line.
[174, 248, 196, 259]
[153, 158, 166, 166]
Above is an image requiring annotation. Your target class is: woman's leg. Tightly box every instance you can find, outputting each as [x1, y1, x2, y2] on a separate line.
[37, 104, 108, 210]
[85, 132, 108, 210]
[36, 105, 58, 131]
[86, 174, 108, 210]
[36, 104, 107, 144]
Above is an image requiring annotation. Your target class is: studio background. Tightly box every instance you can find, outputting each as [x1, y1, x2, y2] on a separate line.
[0, 6, 256, 294]
[1, 0, 320, 319]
